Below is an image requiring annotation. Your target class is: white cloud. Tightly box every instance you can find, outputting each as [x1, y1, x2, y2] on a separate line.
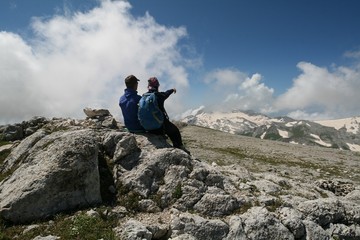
[197, 60, 360, 121]
[274, 61, 360, 119]
[286, 110, 333, 121]
[0, 0, 192, 124]
[203, 69, 275, 113]
[177, 105, 205, 119]
[204, 68, 247, 86]
[344, 49, 360, 59]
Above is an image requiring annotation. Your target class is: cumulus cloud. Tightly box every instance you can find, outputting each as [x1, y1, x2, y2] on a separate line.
[0, 0, 193, 124]
[274, 61, 360, 119]
[204, 68, 247, 86]
[199, 60, 360, 121]
[203, 68, 275, 113]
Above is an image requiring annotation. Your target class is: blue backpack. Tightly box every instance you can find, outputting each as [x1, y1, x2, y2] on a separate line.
[138, 92, 164, 130]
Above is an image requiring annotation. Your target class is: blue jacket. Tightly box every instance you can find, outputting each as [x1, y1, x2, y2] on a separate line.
[119, 88, 145, 132]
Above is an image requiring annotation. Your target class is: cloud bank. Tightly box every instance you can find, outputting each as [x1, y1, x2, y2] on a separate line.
[0, 0, 191, 124]
[198, 56, 360, 120]
[275, 61, 360, 119]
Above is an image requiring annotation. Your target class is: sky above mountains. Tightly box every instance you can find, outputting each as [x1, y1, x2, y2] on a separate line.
[1, 0, 360, 124]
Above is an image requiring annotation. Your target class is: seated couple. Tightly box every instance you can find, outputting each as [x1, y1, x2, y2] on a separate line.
[119, 75, 189, 154]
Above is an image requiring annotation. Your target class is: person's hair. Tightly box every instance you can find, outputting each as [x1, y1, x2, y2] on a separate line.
[126, 81, 137, 89]
[148, 77, 160, 91]
[125, 75, 139, 89]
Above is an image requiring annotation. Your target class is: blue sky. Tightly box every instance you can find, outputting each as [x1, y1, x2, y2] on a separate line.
[1, 0, 360, 124]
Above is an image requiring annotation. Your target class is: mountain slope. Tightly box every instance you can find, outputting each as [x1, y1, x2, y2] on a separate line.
[182, 110, 360, 152]
[181, 125, 360, 184]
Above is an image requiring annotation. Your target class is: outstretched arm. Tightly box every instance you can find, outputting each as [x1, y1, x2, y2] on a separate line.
[163, 88, 176, 99]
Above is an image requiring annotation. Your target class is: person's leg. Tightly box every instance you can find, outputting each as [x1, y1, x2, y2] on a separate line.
[163, 120, 183, 148]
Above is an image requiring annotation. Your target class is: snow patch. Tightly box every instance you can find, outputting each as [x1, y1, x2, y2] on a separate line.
[310, 134, 332, 147]
[260, 132, 266, 139]
[285, 121, 297, 127]
[278, 129, 289, 138]
[346, 143, 360, 152]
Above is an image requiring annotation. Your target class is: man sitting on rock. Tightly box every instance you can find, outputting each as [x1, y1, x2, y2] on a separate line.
[119, 75, 145, 133]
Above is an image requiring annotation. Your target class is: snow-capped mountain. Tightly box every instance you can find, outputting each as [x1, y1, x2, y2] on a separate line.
[315, 117, 360, 134]
[182, 110, 360, 152]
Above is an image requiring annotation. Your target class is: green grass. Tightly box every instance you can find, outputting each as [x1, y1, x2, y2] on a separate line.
[0, 210, 118, 240]
[264, 133, 282, 140]
[196, 145, 356, 182]
[0, 141, 11, 147]
[0, 148, 12, 182]
[172, 183, 183, 199]
[266, 198, 283, 212]
[291, 125, 307, 138]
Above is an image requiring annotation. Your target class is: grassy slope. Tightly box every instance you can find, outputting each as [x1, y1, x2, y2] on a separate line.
[181, 125, 360, 184]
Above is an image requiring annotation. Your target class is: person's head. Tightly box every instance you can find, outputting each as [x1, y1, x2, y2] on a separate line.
[125, 75, 140, 90]
[148, 77, 160, 91]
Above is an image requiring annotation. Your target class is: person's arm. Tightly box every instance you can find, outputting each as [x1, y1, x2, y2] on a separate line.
[162, 88, 176, 100]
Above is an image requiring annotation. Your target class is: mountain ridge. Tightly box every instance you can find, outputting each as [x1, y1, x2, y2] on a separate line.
[182, 109, 360, 152]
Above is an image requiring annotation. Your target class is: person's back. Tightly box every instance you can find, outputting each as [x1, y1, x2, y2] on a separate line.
[143, 77, 190, 154]
[119, 75, 145, 133]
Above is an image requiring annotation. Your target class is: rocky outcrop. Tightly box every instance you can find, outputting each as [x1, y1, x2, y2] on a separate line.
[0, 129, 102, 223]
[1, 111, 360, 239]
[0, 116, 48, 141]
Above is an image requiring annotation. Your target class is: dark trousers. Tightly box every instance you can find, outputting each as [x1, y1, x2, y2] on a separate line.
[150, 119, 183, 148]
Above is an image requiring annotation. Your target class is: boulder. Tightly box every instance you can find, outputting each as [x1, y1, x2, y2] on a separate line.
[1, 124, 23, 141]
[1, 129, 47, 173]
[170, 211, 229, 240]
[297, 198, 346, 227]
[193, 192, 240, 216]
[240, 207, 294, 240]
[115, 219, 152, 240]
[277, 207, 306, 239]
[0, 129, 102, 223]
[83, 107, 111, 118]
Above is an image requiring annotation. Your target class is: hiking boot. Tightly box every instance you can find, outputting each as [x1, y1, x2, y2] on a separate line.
[178, 145, 191, 155]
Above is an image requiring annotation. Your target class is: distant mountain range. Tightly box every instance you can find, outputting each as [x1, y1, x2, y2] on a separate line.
[182, 109, 360, 152]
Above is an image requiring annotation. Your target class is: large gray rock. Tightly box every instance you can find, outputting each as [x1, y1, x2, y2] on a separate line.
[225, 216, 247, 240]
[326, 223, 360, 239]
[170, 211, 229, 240]
[297, 198, 346, 227]
[83, 107, 111, 118]
[1, 129, 47, 173]
[115, 219, 152, 240]
[115, 147, 192, 198]
[277, 207, 306, 239]
[240, 207, 294, 240]
[302, 220, 330, 240]
[0, 129, 102, 223]
[193, 192, 240, 216]
[1, 124, 23, 141]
